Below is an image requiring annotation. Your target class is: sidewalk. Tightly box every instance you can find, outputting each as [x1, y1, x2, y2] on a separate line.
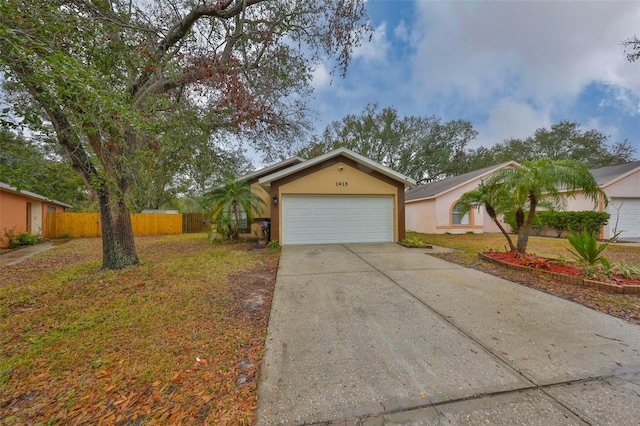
[0, 242, 56, 266]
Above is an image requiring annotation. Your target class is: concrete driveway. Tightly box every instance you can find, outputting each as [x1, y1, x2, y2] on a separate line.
[256, 244, 640, 425]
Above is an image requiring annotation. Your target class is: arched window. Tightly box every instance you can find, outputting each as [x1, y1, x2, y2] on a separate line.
[451, 202, 470, 225]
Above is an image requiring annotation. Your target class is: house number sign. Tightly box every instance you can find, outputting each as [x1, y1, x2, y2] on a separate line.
[336, 181, 349, 187]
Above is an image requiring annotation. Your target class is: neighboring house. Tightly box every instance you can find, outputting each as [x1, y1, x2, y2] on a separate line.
[566, 161, 640, 239]
[405, 162, 520, 234]
[0, 182, 72, 247]
[240, 147, 415, 245]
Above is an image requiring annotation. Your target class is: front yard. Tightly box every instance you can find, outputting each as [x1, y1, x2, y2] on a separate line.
[1, 234, 278, 424]
[2, 232, 640, 424]
[409, 232, 640, 325]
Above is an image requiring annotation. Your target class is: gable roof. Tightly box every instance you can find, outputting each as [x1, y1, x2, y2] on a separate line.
[0, 181, 73, 208]
[589, 161, 640, 187]
[239, 156, 306, 182]
[258, 147, 416, 187]
[405, 161, 520, 202]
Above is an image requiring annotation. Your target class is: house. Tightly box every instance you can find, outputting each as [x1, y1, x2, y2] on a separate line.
[240, 147, 415, 244]
[0, 182, 72, 247]
[566, 161, 640, 239]
[404, 161, 520, 234]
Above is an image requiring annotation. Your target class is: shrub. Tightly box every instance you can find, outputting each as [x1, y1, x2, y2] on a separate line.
[566, 229, 617, 277]
[503, 211, 543, 234]
[3, 228, 40, 248]
[401, 237, 427, 247]
[267, 240, 280, 248]
[537, 211, 610, 237]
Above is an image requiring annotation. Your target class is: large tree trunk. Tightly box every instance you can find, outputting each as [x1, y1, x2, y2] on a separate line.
[96, 184, 140, 270]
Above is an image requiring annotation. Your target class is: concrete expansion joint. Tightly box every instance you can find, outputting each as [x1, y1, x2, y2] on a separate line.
[312, 374, 623, 426]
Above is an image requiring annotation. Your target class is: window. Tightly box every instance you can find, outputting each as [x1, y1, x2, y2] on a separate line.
[47, 206, 56, 213]
[452, 202, 470, 225]
[238, 211, 249, 233]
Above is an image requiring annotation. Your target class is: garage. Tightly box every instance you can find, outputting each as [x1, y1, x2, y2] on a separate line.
[282, 195, 393, 244]
[258, 147, 415, 245]
[608, 198, 640, 238]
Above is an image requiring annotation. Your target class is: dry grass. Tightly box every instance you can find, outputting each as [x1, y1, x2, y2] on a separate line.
[0, 234, 279, 425]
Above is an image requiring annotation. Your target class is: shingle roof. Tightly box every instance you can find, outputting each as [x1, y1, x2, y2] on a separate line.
[0, 181, 73, 208]
[588, 161, 640, 187]
[405, 161, 520, 202]
[239, 156, 305, 182]
[259, 147, 416, 187]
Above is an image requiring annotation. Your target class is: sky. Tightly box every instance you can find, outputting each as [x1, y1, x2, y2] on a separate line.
[308, 0, 640, 154]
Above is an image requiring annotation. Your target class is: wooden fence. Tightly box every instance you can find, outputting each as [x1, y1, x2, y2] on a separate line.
[182, 213, 212, 233]
[45, 212, 183, 238]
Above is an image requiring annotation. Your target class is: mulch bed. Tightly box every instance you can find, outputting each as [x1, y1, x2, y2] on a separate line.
[481, 251, 640, 294]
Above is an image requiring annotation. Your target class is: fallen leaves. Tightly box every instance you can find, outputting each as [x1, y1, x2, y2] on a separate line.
[0, 235, 278, 425]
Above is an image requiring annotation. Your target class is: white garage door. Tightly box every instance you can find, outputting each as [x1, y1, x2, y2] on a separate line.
[608, 198, 640, 238]
[282, 195, 394, 245]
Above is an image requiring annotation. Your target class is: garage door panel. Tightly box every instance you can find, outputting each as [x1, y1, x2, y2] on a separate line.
[609, 198, 640, 238]
[282, 195, 393, 244]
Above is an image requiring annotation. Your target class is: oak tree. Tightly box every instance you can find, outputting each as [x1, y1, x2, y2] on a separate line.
[0, 0, 370, 269]
[299, 103, 478, 184]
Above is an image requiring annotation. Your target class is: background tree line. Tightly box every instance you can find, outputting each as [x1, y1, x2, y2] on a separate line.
[298, 104, 636, 184]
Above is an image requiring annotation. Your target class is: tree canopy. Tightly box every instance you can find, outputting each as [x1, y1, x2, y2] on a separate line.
[0, 129, 89, 209]
[0, 0, 370, 269]
[623, 35, 640, 62]
[298, 103, 478, 185]
[454, 121, 636, 174]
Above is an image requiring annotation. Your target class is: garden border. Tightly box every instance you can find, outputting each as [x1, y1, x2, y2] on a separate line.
[478, 252, 640, 295]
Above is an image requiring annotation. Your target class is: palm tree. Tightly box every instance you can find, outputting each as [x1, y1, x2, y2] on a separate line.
[487, 159, 605, 254]
[202, 175, 266, 240]
[459, 180, 517, 251]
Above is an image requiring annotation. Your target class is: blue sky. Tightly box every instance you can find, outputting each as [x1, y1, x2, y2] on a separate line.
[308, 0, 640, 154]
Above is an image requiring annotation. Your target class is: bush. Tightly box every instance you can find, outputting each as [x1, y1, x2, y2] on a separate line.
[503, 211, 543, 234]
[3, 227, 40, 248]
[538, 211, 609, 237]
[401, 237, 427, 247]
[505, 211, 610, 237]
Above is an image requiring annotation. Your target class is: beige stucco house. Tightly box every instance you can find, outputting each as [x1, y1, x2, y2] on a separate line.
[0, 182, 71, 247]
[241, 147, 415, 245]
[404, 162, 520, 234]
[565, 161, 640, 239]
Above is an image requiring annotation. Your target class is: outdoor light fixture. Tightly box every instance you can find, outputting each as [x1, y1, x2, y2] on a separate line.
[338, 166, 345, 171]
[272, 196, 278, 206]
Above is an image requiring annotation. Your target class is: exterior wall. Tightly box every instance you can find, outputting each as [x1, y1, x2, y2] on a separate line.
[250, 181, 271, 219]
[268, 157, 406, 243]
[1, 189, 68, 247]
[604, 169, 640, 198]
[405, 199, 437, 233]
[0, 191, 27, 247]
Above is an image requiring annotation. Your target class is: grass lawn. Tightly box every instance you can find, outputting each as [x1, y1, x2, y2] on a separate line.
[408, 232, 640, 325]
[0, 234, 279, 425]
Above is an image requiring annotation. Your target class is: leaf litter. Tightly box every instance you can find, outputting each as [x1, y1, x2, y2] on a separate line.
[0, 235, 278, 425]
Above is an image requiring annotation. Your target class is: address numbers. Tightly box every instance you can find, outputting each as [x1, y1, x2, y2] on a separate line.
[336, 181, 349, 187]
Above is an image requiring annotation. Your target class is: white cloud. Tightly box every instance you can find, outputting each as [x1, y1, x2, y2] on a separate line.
[411, 1, 640, 105]
[311, 62, 331, 90]
[474, 99, 551, 148]
[352, 22, 391, 61]
[394, 19, 421, 47]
